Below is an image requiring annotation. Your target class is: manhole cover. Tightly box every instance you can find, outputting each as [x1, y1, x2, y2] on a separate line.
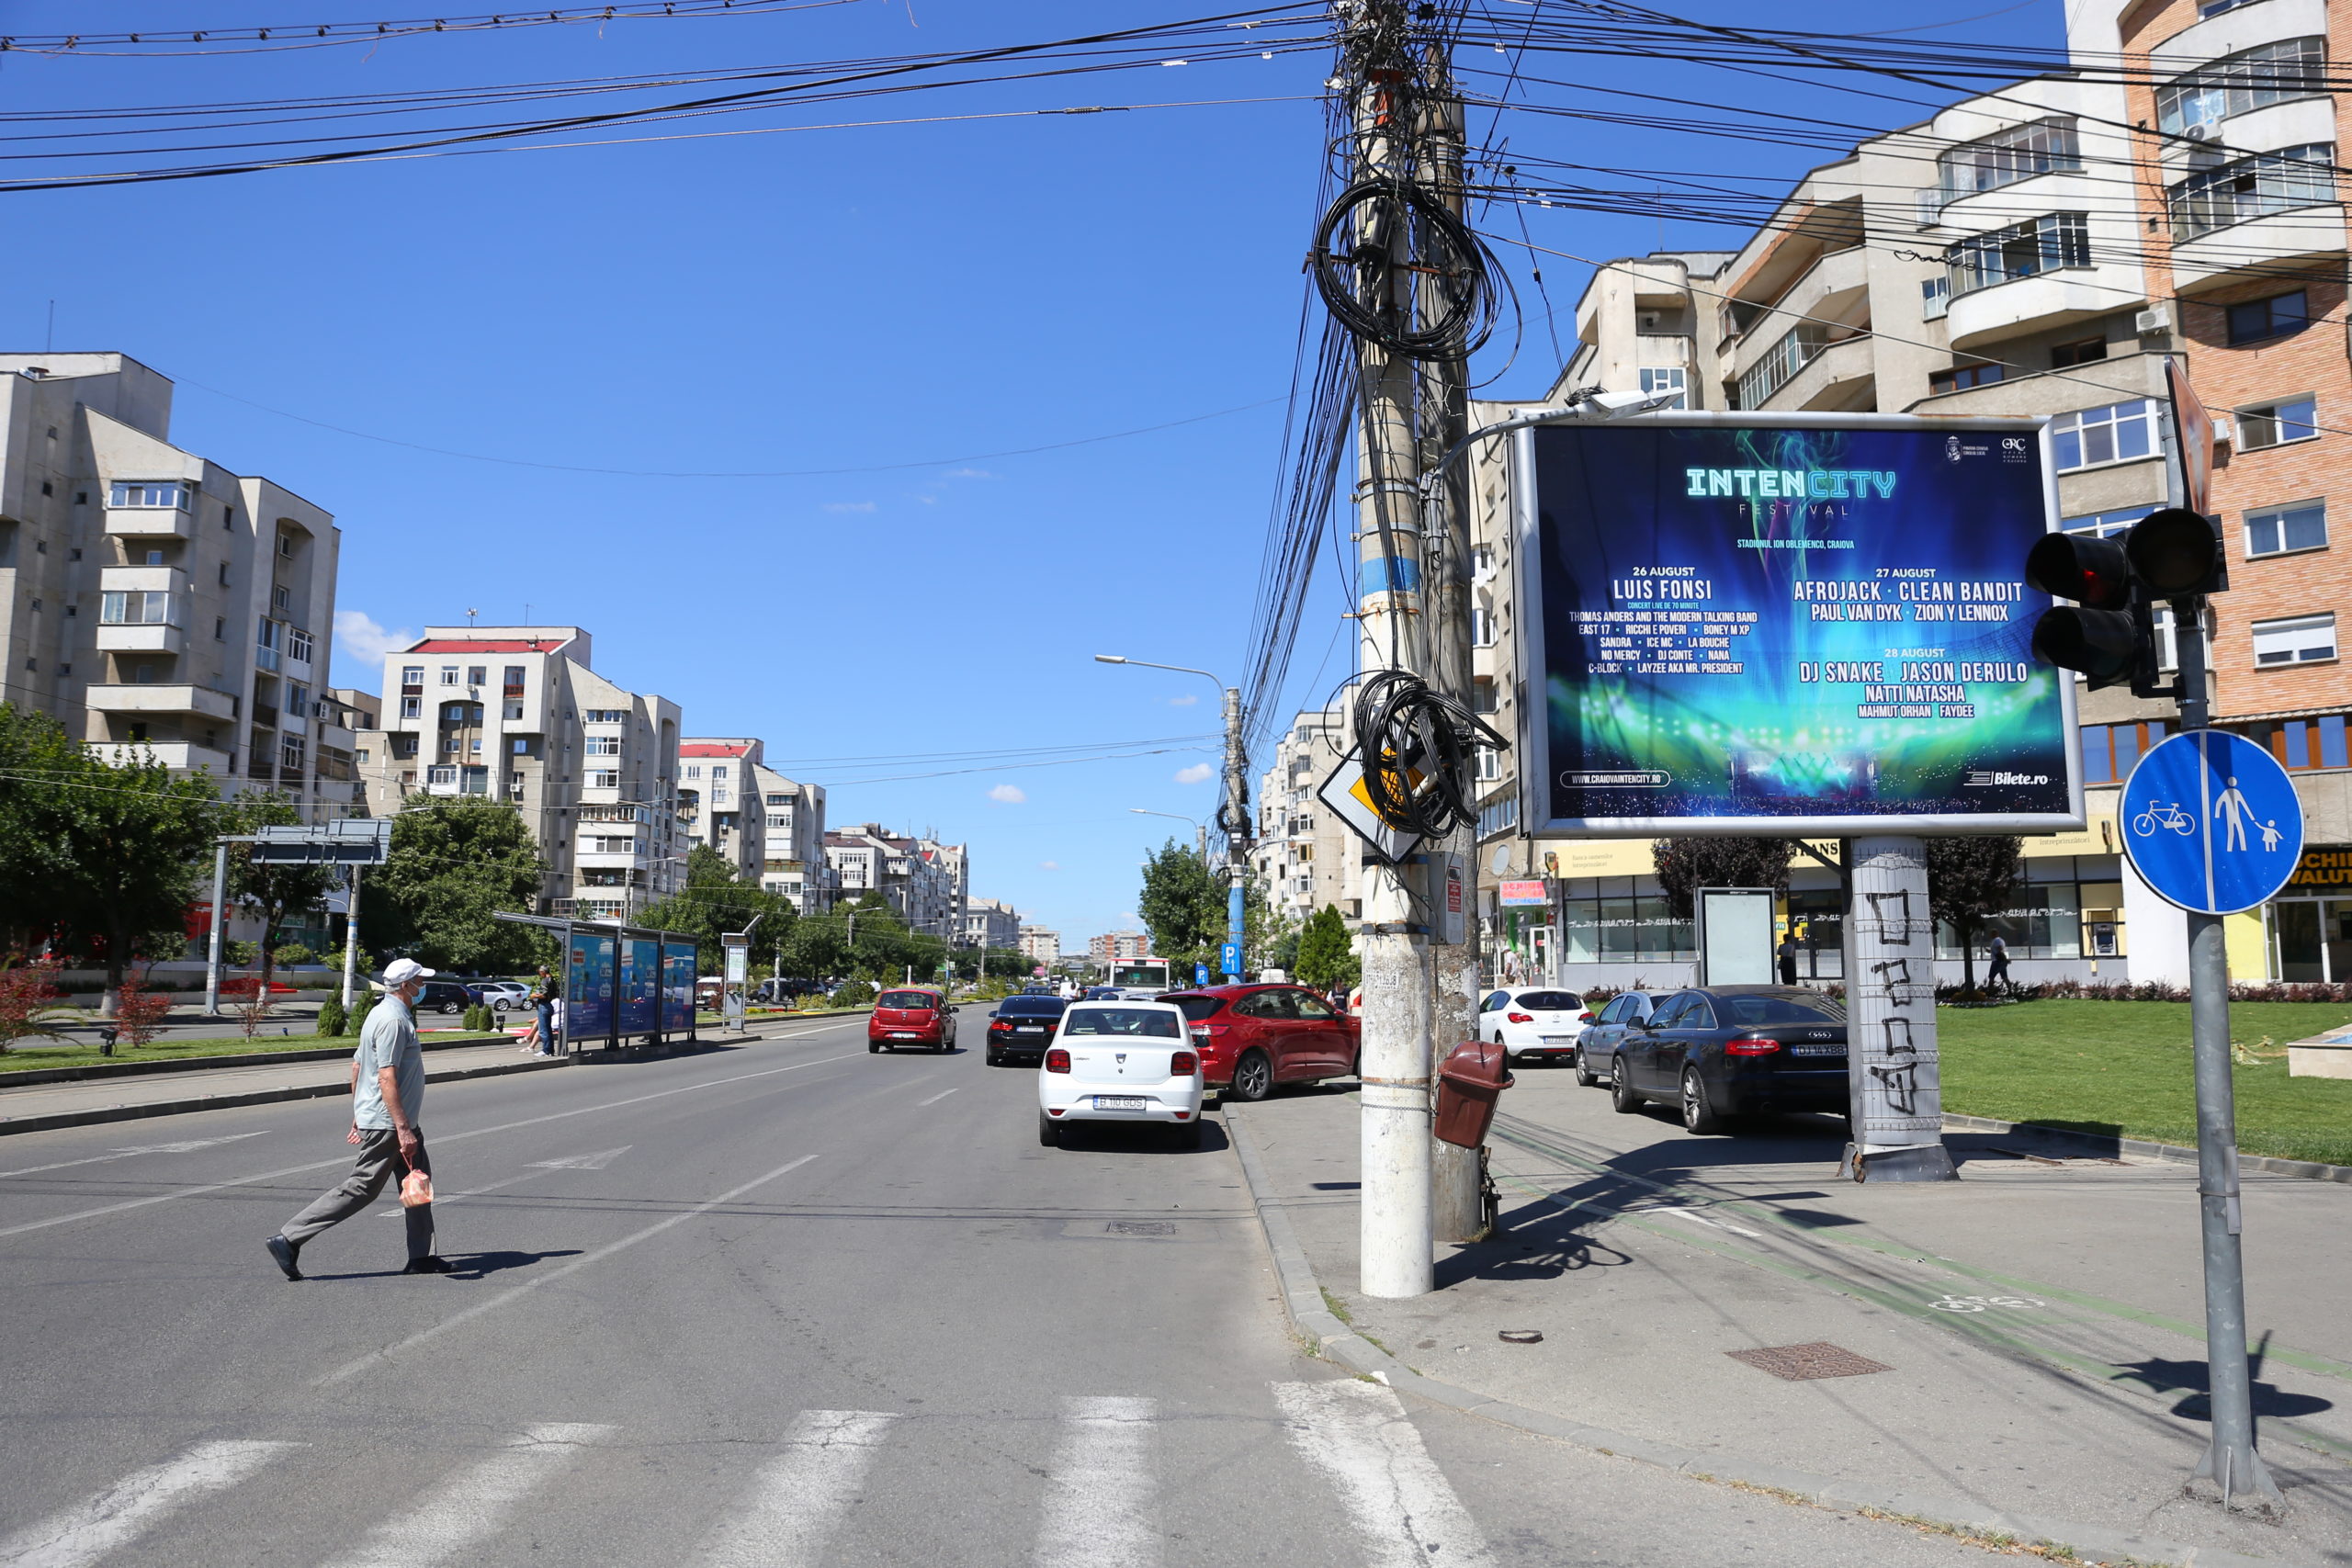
[1106, 1220, 1178, 1236]
[1724, 1342, 1891, 1382]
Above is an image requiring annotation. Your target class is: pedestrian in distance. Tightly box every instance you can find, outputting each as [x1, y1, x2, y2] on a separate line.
[1985, 933, 2010, 996]
[265, 958, 450, 1280]
[529, 964, 558, 1058]
[1777, 934, 1800, 987]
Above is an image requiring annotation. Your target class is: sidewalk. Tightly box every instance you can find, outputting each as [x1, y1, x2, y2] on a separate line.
[1225, 1071, 2352, 1568]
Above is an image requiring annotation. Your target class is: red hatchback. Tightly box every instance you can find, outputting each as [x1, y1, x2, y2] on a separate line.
[1159, 984, 1359, 1102]
[868, 987, 957, 1053]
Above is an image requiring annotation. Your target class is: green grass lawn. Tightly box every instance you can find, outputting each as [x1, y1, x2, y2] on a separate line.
[1938, 999, 2352, 1167]
[0, 1030, 513, 1074]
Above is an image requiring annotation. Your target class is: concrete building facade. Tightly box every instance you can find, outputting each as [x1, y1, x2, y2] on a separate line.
[1250, 704, 1359, 923]
[679, 739, 763, 884]
[751, 762, 831, 914]
[1018, 926, 1061, 965]
[823, 824, 967, 940]
[962, 897, 1022, 953]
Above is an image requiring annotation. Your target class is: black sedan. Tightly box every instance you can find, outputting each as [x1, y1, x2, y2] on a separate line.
[1602, 986, 1848, 1134]
[984, 994, 1069, 1066]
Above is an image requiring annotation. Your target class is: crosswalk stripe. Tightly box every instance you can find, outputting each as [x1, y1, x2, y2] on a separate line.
[695, 1410, 899, 1566]
[1035, 1395, 1159, 1568]
[316, 1422, 614, 1568]
[1272, 1382, 1494, 1568]
[0, 1439, 299, 1568]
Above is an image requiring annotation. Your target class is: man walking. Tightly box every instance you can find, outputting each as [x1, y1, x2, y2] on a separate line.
[1777, 933, 1800, 987]
[1985, 933, 2011, 995]
[265, 958, 450, 1280]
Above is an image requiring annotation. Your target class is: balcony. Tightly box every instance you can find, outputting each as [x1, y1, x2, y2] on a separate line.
[1907, 349, 2169, 418]
[103, 505, 194, 542]
[89, 739, 232, 775]
[85, 683, 239, 721]
[1736, 326, 1875, 412]
[2172, 203, 2346, 296]
[1944, 269, 2119, 351]
[1730, 244, 1867, 360]
[100, 564, 187, 597]
[95, 621, 186, 656]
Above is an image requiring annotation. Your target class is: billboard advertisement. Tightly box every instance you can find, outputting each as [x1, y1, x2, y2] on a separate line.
[662, 943, 696, 1034]
[620, 937, 659, 1033]
[568, 932, 615, 1043]
[1515, 413, 2082, 836]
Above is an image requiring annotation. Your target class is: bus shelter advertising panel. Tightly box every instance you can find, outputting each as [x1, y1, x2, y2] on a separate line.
[1515, 414, 2083, 836]
[619, 938, 660, 1033]
[662, 944, 696, 1033]
[568, 932, 615, 1041]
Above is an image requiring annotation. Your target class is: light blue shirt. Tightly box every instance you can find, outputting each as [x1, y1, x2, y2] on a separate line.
[352, 993, 423, 1131]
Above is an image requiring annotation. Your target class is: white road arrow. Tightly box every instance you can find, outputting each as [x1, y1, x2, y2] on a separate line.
[0, 1131, 270, 1181]
[527, 1146, 632, 1171]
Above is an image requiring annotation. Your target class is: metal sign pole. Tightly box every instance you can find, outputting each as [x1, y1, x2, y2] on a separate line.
[205, 841, 228, 1016]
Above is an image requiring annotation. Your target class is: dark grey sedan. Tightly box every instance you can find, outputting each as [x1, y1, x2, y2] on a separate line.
[1573, 989, 1671, 1088]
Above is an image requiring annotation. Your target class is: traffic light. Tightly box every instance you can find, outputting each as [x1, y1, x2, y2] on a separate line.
[2024, 508, 2224, 696]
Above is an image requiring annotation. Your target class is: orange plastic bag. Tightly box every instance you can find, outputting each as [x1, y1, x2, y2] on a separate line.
[399, 1168, 435, 1208]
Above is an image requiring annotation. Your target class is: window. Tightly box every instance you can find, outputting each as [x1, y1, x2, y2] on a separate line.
[2169, 145, 2335, 241]
[107, 481, 190, 510]
[2236, 396, 2317, 450]
[1637, 366, 1687, 409]
[684, 764, 701, 779]
[1947, 212, 2088, 296]
[1937, 116, 2080, 201]
[1921, 276, 1950, 321]
[280, 737, 306, 772]
[2079, 720, 2170, 784]
[439, 666, 458, 685]
[277, 534, 296, 558]
[401, 696, 422, 718]
[503, 665, 526, 688]
[285, 626, 313, 665]
[2253, 613, 2335, 665]
[213, 617, 226, 640]
[583, 708, 627, 723]
[427, 765, 457, 786]
[2051, 400, 2158, 470]
[503, 700, 524, 720]
[586, 737, 623, 757]
[218, 563, 230, 587]
[99, 591, 176, 626]
[2156, 37, 2325, 133]
[1736, 323, 1827, 408]
[2240, 714, 2351, 771]
[1470, 604, 1495, 646]
[1473, 675, 1498, 714]
[467, 665, 486, 685]
[2228, 289, 2307, 345]
[514, 738, 533, 754]
[1929, 360, 2004, 394]
[588, 770, 620, 789]
[401, 665, 424, 689]
[2050, 335, 2107, 368]
[766, 792, 788, 806]
[2062, 505, 2155, 537]
[2246, 502, 2326, 558]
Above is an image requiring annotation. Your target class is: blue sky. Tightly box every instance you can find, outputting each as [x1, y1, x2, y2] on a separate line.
[1, 1, 2064, 943]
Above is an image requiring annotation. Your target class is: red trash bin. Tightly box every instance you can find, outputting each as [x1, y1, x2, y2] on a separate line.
[1434, 1039, 1512, 1148]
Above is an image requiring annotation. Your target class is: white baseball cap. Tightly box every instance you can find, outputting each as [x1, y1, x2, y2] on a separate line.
[383, 958, 437, 985]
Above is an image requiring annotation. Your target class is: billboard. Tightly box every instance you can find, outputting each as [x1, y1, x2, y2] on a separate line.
[620, 937, 660, 1033]
[1515, 413, 2083, 837]
[569, 932, 615, 1043]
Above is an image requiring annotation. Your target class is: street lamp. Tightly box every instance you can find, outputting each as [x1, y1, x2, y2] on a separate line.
[1097, 653, 1248, 981]
[1131, 807, 1208, 863]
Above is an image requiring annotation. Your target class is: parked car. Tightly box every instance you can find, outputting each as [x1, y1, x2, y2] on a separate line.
[1573, 989, 1671, 1087]
[1477, 987, 1593, 1066]
[1036, 1000, 1204, 1148]
[985, 994, 1069, 1066]
[868, 987, 956, 1053]
[467, 980, 531, 1012]
[413, 979, 475, 1016]
[1157, 983, 1358, 1102]
[1603, 986, 1849, 1133]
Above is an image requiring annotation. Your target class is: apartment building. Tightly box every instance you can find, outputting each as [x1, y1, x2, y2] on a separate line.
[823, 824, 967, 938]
[1088, 931, 1148, 964]
[679, 739, 763, 883]
[1476, 0, 2351, 988]
[356, 625, 684, 921]
[963, 897, 1022, 953]
[1019, 926, 1061, 965]
[751, 763, 831, 914]
[1250, 704, 1359, 921]
[0, 353, 345, 817]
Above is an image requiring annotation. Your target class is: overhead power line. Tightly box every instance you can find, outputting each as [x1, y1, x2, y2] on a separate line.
[0, 0, 857, 56]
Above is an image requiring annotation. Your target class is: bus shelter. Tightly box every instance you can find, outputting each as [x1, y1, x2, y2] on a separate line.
[494, 912, 697, 1052]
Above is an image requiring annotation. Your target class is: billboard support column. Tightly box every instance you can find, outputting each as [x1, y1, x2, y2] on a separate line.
[1839, 835, 1955, 1183]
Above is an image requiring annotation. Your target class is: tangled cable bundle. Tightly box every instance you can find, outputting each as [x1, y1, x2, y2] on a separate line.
[1351, 671, 1506, 840]
[1310, 176, 1502, 361]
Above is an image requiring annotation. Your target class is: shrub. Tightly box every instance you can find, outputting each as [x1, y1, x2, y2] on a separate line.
[273, 943, 315, 968]
[113, 977, 174, 1050]
[224, 940, 260, 967]
[0, 955, 77, 1054]
[831, 979, 876, 1010]
[317, 996, 347, 1037]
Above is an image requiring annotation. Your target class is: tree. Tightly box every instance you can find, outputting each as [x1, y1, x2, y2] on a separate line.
[1295, 905, 1361, 990]
[636, 843, 797, 967]
[1926, 837, 2022, 995]
[362, 795, 550, 973]
[1137, 839, 1223, 970]
[0, 705, 99, 952]
[226, 790, 342, 1014]
[1245, 874, 1295, 976]
[42, 743, 221, 1012]
[1650, 837, 1797, 919]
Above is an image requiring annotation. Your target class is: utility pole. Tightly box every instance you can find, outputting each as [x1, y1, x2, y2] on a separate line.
[341, 863, 361, 1011]
[1221, 683, 1249, 981]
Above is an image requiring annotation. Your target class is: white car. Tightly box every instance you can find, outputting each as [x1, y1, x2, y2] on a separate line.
[470, 980, 533, 1012]
[1037, 1000, 1205, 1149]
[1477, 987, 1595, 1066]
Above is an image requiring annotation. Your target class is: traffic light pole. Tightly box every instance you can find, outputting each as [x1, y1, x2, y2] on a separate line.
[2171, 604, 2281, 1511]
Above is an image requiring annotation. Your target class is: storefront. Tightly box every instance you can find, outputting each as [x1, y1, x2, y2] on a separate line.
[2267, 846, 2352, 982]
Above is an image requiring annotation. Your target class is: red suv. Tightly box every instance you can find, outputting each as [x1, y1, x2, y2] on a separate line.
[868, 987, 957, 1053]
[1159, 984, 1359, 1101]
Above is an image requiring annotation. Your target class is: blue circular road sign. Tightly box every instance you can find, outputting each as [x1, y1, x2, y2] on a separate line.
[2119, 729, 2303, 915]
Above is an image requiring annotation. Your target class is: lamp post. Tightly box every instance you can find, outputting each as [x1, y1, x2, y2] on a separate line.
[1097, 655, 1248, 980]
[1130, 807, 1209, 864]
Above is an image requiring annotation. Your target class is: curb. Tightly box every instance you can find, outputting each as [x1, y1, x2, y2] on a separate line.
[1942, 1111, 2352, 1185]
[1220, 1105, 2304, 1568]
[0, 1032, 517, 1089]
[0, 1055, 570, 1138]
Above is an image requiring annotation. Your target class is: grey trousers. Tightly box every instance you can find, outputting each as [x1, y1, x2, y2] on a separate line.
[282, 1126, 435, 1262]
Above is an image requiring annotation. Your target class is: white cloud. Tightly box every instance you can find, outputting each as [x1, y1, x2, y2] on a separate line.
[944, 468, 996, 479]
[333, 609, 413, 685]
[988, 783, 1027, 804]
[1168, 693, 1199, 706]
[1040, 860, 1060, 871]
[823, 501, 877, 513]
[1174, 762, 1215, 784]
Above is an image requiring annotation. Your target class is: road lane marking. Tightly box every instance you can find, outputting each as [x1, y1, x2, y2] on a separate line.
[1035, 1395, 1159, 1568]
[0, 1054, 860, 1243]
[0, 1131, 270, 1180]
[318, 1423, 612, 1568]
[527, 1145, 632, 1170]
[0, 1439, 299, 1568]
[915, 1088, 961, 1107]
[316, 1156, 820, 1386]
[1272, 1381, 1494, 1568]
[695, 1410, 898, 1567]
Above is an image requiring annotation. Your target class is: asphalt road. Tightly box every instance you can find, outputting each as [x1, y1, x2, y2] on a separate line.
[0, 1008, 2020, 1567]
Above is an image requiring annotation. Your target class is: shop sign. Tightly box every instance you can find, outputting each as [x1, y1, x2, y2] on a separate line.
[2286, 846, 2352, 890]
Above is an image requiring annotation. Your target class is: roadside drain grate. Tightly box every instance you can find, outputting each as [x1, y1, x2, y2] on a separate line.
[1724, 1342, 1891, 1382]
[1106, 1220, 1178, 1236]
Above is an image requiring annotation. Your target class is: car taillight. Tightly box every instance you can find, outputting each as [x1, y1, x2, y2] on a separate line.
[1171, 1051, 1198, 1077]
[1046, 1048, 1070, 1073]
[989, 1020, 1012, 1032]
[1507, 1012, 1533, 1024]
[1578, 1011, 1595, 1023]
[1726, 1035, 1781, 1055]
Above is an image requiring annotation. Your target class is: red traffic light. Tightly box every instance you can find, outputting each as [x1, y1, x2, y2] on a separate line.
[2024, 533, 2132, 609]
[2125, 507, 2228, 598]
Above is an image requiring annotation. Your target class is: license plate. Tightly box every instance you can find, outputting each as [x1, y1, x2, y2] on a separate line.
[1789, 1043, 1844, 1056]
[1540, 1035, 1574, 1043]
[890, 1032, 918, 1039]
[1093, 1096, 1148, 1111]
[1017, 1026, 1045, 1033]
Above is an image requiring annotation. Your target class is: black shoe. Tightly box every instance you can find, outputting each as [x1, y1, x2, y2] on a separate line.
[265, 1235, 303, 1281]
[401, 1255, 456, 1275]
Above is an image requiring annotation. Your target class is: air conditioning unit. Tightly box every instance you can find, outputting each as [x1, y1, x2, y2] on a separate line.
[2182, 122, 2214, 141]
[2135, 305, 2173, 336]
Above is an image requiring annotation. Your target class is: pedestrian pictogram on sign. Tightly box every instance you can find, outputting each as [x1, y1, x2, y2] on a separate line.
[2120, 729, 2302, 915]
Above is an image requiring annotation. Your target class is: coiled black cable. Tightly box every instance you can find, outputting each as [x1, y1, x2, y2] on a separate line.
[1310, 176, 1502, 361]
[1351, 670, 1507, 839]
